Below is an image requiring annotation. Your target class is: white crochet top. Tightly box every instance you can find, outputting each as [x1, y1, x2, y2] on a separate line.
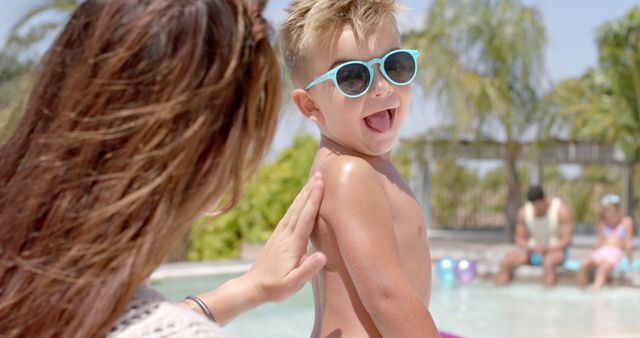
[106, 285, 226, 338]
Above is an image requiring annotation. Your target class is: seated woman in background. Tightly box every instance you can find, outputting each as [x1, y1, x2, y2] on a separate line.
[578, 194, 634, 291]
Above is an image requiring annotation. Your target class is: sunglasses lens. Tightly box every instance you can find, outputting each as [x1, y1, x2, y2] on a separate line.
[384, 51, 416, 84]
[336, 63, 371, 96]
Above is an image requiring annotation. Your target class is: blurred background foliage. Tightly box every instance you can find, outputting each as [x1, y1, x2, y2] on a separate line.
[1, 1, 639, 259]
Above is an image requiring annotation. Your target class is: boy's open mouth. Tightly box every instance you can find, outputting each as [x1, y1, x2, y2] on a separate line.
[363, 108, 396, 133]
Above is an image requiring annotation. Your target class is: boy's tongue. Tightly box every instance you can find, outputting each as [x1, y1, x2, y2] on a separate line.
[364, 110, 391, 133]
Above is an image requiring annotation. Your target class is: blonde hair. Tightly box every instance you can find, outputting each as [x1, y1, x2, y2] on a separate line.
[280, 0, 398, 86]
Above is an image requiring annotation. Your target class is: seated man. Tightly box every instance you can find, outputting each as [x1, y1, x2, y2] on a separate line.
[495, 186, 574, 287]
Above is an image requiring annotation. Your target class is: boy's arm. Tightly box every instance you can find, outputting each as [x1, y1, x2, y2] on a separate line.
[319, 158, 439, 338]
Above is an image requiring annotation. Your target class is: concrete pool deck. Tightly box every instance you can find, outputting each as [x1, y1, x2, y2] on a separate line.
[152, 232, 640, 287]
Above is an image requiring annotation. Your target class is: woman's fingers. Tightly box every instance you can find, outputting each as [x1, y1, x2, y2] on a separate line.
[247, 174, 326, 303]
[280, 173, 322, 232]
[292, 178, 324, 239]
[281, 252, 327, 296]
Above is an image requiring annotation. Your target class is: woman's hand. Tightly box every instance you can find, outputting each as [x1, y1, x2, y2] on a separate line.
[242, 172, 327, 302]
[184, 174, 327, 325]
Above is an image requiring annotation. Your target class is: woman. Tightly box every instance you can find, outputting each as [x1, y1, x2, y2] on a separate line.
[0, 0, 325, 337]
[578, 194, 634, 291]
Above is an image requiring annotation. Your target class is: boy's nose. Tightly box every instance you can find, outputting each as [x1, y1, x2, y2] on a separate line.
[369, 65, 393, 98]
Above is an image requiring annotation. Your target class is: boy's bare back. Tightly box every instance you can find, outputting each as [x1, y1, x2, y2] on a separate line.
[309, 146, 432, 337]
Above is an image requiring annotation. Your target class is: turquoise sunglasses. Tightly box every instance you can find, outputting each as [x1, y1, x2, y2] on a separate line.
[305, 49, 420, 98]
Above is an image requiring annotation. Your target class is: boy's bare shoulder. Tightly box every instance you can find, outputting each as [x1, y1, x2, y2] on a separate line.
[313, 154, 391, 225]
[313, 154, 394, 240]
[314, 154, 381, 190]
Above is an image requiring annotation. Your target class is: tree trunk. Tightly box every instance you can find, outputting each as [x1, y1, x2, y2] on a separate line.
[630, 166, 635, 234]
[409, 152, 432, 229]
[504, 143, 521, 242]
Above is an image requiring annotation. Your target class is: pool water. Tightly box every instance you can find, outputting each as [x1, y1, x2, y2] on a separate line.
[151, 274, 640, 338]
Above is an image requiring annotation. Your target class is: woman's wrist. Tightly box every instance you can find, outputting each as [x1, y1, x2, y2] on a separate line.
[184, 295, 216, 321]
[184, 274, 263, 326]
[230, 274, 265, 309]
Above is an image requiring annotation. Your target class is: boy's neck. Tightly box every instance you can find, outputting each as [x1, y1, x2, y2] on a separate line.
[319, 135, 392, 162]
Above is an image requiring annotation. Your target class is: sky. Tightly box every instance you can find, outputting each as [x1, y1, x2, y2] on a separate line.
[3, 0, 639, 83]
[263, 0, 640, 82]
[1, 0, 639, 157]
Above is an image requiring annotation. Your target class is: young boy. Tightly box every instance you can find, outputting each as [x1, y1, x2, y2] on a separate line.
[281, 1, 439, 337]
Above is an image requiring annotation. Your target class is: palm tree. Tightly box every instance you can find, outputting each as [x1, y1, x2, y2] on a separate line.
[404, 0, 548, 239]
[553, 7, 640, 218]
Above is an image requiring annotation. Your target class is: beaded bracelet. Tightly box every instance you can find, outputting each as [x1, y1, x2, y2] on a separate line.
[185, 295, 216, 322]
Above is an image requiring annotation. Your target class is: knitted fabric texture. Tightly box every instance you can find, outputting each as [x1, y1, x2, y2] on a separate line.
[106, 285, 226, 338]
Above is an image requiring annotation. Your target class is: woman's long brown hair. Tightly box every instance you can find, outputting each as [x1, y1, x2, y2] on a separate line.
[0, 0, 280, 336]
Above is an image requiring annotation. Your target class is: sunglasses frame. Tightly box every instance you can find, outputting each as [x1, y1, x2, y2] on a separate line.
[304, 49, 420, 98]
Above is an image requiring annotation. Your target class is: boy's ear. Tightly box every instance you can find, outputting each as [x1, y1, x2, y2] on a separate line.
[291, 89, 323, 124]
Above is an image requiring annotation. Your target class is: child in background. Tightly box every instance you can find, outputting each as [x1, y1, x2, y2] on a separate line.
[578, 194, 634, 291]
[281, 0, 438, 337]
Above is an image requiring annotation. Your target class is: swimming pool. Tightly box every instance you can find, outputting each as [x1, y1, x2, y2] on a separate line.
[151, 274, 640, 338]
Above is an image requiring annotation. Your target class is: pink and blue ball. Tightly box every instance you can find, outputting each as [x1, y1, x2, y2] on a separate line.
[454, 259, 477, 284]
